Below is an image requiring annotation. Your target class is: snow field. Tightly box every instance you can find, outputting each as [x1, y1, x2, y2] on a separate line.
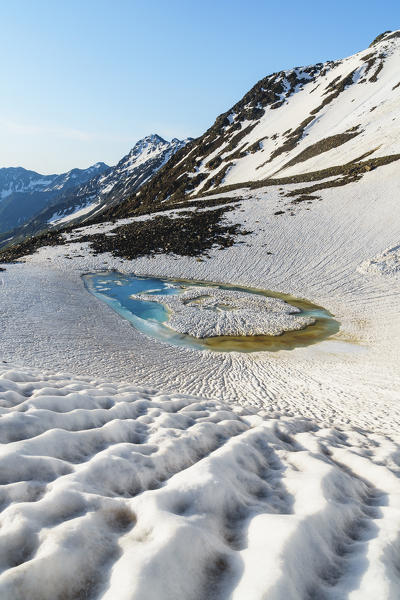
[1, 159, 399, 434]
[1, 364, 400, 599]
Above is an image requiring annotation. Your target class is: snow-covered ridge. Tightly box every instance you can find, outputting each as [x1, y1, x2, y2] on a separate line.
[0, 168, 57, 200]
[109, 29, 400, 217]
[0, 135, 191, 244]
[1, 363, 400, 599]
[0, 163, 108, 201]
[206, 29, 400, 188]
[45, 134, 191, 227]
[95, 134, 191, 197]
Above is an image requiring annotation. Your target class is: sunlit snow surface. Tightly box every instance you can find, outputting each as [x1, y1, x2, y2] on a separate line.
[1, 363, 400, 599]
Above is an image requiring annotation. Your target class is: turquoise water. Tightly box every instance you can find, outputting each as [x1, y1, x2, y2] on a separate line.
[83, 271, 202, 348]
[83, 271, 339, 353]
[86, 272, 175, 322]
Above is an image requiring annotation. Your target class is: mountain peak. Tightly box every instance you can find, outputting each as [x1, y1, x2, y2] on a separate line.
[19, 134, 193, 232]
[142, 133, 166, 144]
[91, 162, 109, 170]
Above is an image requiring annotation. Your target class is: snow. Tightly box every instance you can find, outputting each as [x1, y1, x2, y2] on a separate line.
[0, 362, 400, 599]
[191, 32, 400, 193]
[359, 243, 400, 278]
[0, 163, 109, 203]
[48, 198, 101, 226]
[2, 160, 400, 432]
[1, 31, 400, 598]
[0, 176, 55, 199]
[50, 135, 192, 225]
[131, 287, 314, 338]
[42, 137, 191, 229]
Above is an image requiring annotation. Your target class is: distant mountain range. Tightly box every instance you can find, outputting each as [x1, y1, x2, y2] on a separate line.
[0, 134, 191, 243]
[0, 162, 109, 235]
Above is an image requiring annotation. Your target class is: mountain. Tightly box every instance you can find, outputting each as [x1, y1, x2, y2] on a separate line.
[0, 167, 56, 200]
[43, 134, 192, 226]
[0, 162, 109, 235]
[0, 135, 191, 245]
[102, 30, 400, 221]
[1, 30, 400, 262]
[2, 31, 400, 600]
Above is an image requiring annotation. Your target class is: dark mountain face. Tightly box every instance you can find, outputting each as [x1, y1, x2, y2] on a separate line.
[0, 162, 109, 234]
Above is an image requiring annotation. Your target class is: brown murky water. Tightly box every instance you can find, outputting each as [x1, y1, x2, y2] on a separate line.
[175, 280, 340, 352]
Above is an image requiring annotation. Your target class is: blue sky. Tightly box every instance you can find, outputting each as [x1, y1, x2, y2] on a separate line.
[1, 0, 398, 173]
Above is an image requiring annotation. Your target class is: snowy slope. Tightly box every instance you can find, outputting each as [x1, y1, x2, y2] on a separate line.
[103, 30, 400, 220]
[4, 32, 400, 259]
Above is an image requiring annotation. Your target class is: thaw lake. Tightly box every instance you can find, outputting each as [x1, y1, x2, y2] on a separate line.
[83, 271, 339, 352]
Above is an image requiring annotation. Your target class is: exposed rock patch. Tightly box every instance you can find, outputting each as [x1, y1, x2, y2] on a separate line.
[278, 130, 362, 171]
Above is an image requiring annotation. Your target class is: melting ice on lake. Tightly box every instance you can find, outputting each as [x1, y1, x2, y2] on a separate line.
[83, 272, 339, 352]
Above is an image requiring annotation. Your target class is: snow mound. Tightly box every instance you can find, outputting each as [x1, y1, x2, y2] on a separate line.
[131, 287, 314, 338]
[359, 244, 400, 278]
[1, 363, 400, 599]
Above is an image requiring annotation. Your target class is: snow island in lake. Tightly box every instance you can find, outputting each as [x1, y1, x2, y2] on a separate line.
[83, 272, 339, 352]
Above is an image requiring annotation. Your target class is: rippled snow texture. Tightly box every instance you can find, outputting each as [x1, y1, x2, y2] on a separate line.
[1, 364, 400, 600]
